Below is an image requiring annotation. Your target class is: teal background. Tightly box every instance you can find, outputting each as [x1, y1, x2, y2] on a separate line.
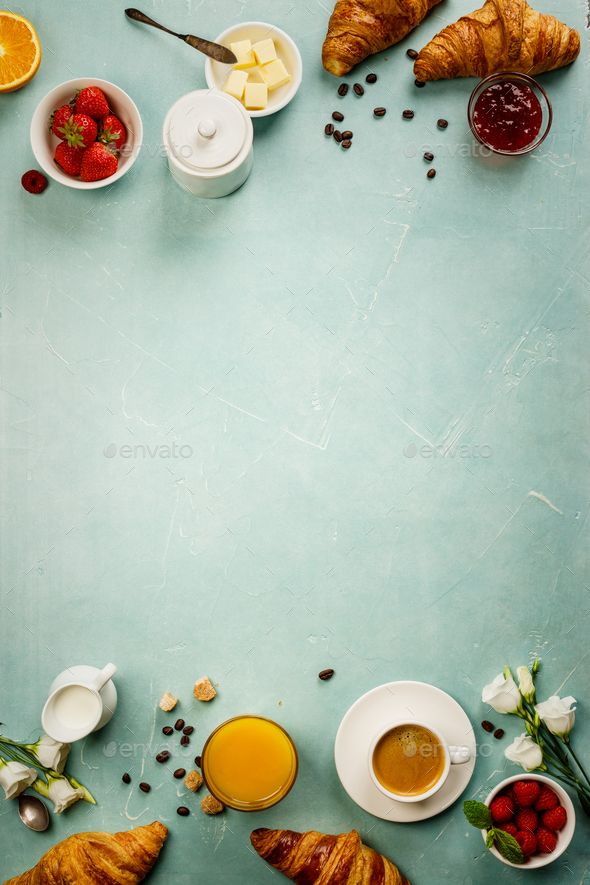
[1, 0, 589, 881]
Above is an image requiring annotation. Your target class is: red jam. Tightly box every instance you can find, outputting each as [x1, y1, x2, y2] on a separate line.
[472, 80, 543, 152]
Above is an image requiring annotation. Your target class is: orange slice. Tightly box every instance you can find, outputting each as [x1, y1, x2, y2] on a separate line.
[0, 10, 41, 93]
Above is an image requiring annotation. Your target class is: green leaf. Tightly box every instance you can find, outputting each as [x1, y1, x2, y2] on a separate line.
[493, 828, 525, 864]
[463, 800, 492, 829]
[485, 830, 495, 848]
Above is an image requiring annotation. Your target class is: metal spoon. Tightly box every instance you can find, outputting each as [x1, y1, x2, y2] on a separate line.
[18, 794, 50, 832]
[125, 8, 237, 64]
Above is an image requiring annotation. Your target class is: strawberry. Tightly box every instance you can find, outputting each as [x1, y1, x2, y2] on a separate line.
[515, 809, 538, 833]
[50, 104, 73, 138]
[535, 786, 559, 812]
[59, 113, 97, 149]
[80, 142, 118, 182]
[490, 795, 514, 824]
[75, 85, 109, 119]
[21, 170, 48, 194]
[542, 805, 567, 832]
[536, 826, 558, 854]
[501, 822, 518, 837]
[513, 780, 541, 808]
[54, 142, 84, 176]
[99, 113, 127, 151]
[515, 830, 537, 857]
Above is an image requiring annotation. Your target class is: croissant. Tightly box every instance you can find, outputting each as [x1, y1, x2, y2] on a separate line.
[251, 827, 411, 884]
[322, 0, 443, 76]
[3, 821, 168, 885]
[414, 0, 580, 80]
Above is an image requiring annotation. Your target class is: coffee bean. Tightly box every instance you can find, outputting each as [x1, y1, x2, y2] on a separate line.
[122, 773, 131, 784]
[373, 107, 386, 117]
[162, 726, 173, 736]
[319, 668, 335, 681]
[173, 768, 186, 779]
[415, 79, 425, 88]
[481, 720, 494, 732]
[324, 123, 334, 136]
[341, 130, 353, 140]
[402, 109, 414, 120]
[338, 83, 349, 96]
[156, 750, 171, 764]
[183, 725, 194, 736]
[195, 755, 202, 768]
[406, 48, 418, 59]
[174, 718, 185, 731]
[353, 83, 364, 96]
[180, 735, 190, 746]
[177, 806, 190, 816]
[333, 130, 343, 143]
[423, 151, 434, 162]
[139, 782, 151, 793]
[365, 73, 377, 84]
[494, 728, 505, 740]
[426, 168, 436, 179]
[341, 140, 352, 150]
[437, 118, 449, 129]
[332, 110, 344, 122]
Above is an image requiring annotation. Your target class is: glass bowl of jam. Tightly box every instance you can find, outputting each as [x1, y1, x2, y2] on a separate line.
[468, 72, 552, 156]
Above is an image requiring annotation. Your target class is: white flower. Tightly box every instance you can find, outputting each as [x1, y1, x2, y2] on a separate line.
[46, 775, 85, 813]
[0, 759, 37, 799]
[505, 734, 543, 771]
[517, 666, 535, 703]
[482, 672, 521, 714]
[535, 695, 576, 737]
[29, 736, 70, 773]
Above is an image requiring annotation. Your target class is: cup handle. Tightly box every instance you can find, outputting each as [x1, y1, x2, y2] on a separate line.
[449, 745, 471, 764]
[91, 663, 117, 693]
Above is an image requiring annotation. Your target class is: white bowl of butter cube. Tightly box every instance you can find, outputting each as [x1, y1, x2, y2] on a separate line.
[205, 22, 302, 118]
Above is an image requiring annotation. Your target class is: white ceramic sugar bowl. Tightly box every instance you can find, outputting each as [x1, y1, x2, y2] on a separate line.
[163, 89, 253, 198]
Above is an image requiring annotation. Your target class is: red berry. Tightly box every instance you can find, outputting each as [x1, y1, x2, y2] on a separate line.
[50, 104, 73, 138]
[535, 786, 559, 812]
[502, 822, 518, 837]
[536, 826, 558, 854]
[515, 830, 537, 857]
[80, 142, 118, 182]
[21, 170, 48, 194]
[542, 805, 567, 832]
[98, 113, 127, 151]
[54, 142, 84, 177]
[490, 795, 514, 824]
[75, 85, 109, 119]
[515, 809, 538, 833]
[513, 780, 541, 807]
[59, 112, 98, 149]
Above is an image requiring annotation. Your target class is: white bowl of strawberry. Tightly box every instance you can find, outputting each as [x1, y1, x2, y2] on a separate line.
[30, 78, 142, 189]
[483, 774, 575, 868]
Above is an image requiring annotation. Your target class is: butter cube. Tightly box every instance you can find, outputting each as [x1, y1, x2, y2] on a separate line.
[230, 39, 256, 69]
[252, 37, 277, 66]
[260, 58, 291, 92]
[223, 69, 248, 100]
[244, 82, 268, 110]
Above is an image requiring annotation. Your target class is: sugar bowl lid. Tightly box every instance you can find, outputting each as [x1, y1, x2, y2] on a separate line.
[163, 90, 252, 174]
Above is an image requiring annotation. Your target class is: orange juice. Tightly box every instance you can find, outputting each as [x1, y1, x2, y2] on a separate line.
[201, 716, 298, 811]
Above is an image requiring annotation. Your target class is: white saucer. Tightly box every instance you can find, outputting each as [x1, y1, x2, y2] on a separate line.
[334, 681, 476, 823]
[49, 666, 117, 732]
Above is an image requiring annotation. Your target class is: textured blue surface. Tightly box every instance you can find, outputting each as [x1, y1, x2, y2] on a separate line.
[1, 0, 589, 881]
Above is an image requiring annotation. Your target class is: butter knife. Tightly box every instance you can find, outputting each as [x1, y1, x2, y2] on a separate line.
[125, 8, 237, 65]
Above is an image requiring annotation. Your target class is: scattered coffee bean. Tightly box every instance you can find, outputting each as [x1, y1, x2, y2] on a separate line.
[415, 79, 425, 88]
[341, 130, 353, 140]
[494, 728, 505, 740]
[402, 109, 414, 120]
[180, 735, 190, 746]
[423, 151, 434, 162]
[481, 720, 494, 732]
[338, 83, 349, 96]
[373, 107, 386, 117]
[139, 782, 151, 793]
[174, 718, 185, 731]
[332, 110, 344, 122]
[162, 726, 173, 736]
[183, 725, 194, 736]
[437, 118, 449, 129]
[365, 73, 377, 84]
[173, 768, 186, 779]
[177, 806, 190, 816]
[406, 48, 418, 59]
[333, 129, 343, 143]
[122, 772, 131, 784]
[353, 83, 364, 96]
[325, 122, 334, 136]
[195, 755, 202, 768]
[156, 750, 171, 764]
[319, 668, 335, 681]
[341, 139, 352, 150]
[426, 168, 436, 178]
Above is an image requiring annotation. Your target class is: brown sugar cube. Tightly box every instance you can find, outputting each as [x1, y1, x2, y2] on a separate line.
[193, 676, 217, 702]
[159, 691, 178, 712]
[201, 794, 224, 815]
[184, 770, 204, 792]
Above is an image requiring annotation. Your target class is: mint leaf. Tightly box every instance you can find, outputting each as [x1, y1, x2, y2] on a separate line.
[463, 800, 492, 829]
[493, 829, 525, 864]
[485, 830, 495, 848]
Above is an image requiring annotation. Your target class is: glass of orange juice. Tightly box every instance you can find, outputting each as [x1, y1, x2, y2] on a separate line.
[201, 715, 298, 811]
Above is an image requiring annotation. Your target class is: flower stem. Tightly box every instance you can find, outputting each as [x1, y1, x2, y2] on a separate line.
[564, 741, 590, 788]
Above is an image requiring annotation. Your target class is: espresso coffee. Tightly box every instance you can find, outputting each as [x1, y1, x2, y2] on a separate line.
[372, 724, 445, 796]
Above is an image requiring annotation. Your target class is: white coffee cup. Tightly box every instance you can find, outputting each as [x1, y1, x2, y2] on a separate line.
[368, 719, 471, 803]
[42, 663, 117, 743]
